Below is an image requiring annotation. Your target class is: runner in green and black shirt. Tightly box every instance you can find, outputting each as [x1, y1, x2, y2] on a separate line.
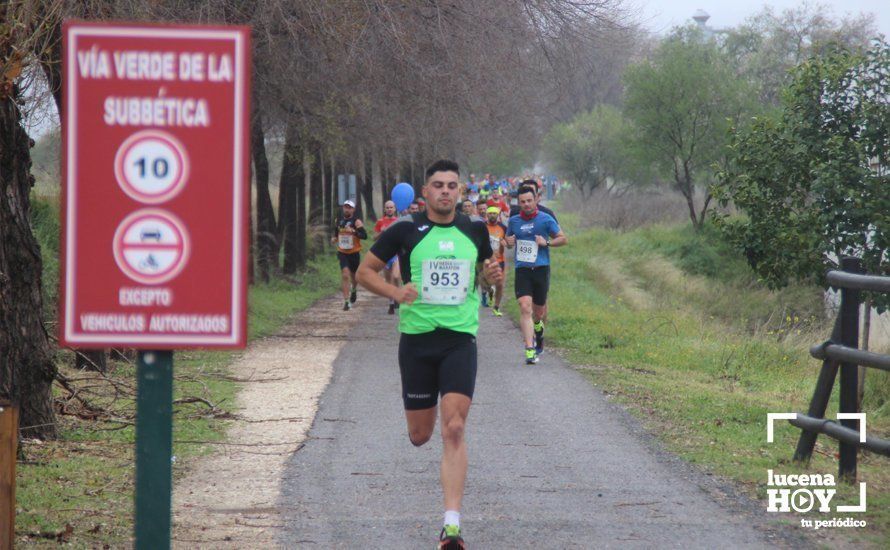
[357, 159, 502, 550]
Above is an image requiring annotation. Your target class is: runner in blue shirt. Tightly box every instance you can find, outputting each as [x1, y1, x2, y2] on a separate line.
[505, 186, 567, 364]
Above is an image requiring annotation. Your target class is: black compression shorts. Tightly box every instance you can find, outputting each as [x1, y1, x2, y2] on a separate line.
[338, 251, 360, 273]
[514, 266, 550, 306]
[398, 328, 477, 410]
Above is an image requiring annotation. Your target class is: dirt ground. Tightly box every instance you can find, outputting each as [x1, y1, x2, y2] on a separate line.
[172, 294, 360, 548]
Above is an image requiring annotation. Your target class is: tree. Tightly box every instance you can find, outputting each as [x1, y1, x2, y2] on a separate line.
[722, 3, 879, 106]
[714, 40, 889, 293]
[251, 103, 277, 283]
[623, 27, 758, 229]
[0, 3, 59, 439]
[541, 104, 638, 197]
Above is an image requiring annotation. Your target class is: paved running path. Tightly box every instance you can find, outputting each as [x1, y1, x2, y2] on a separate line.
[279, 294, 810, 548]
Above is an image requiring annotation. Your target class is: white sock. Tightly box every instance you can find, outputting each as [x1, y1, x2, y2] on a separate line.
[444, 510, 460, 528]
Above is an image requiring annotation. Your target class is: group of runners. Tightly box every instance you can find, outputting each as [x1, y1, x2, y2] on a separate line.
[333, 169, 564, 365]
[331, 159, 565, 548]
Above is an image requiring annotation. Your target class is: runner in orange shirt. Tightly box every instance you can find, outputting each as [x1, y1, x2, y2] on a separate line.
[484, 205, 508, 315]
[331, 200, 367, 311]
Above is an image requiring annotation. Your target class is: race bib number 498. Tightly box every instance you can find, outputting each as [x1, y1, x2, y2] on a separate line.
[421, 259, 471, 305]
[516, 239, 538, 263]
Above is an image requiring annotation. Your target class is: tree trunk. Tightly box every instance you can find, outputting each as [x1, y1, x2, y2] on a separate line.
[318, 147, 336, 227]
[697, 192, 713, 228]
[0, 82, 58, 439]
[381, 148, 391, 212]
[280, 125, 303, 274]
[295, 151, 307, 269]
[324, 152, 335, 225]
[362, 147, 377, 221]
[677, 162, 702, 230]
[251, 106, 277, 283]
[372, 146, 384, 212]
[355, 147, 374, 222]
[276, 148, 292, 257]
[309, 144, 323, 226]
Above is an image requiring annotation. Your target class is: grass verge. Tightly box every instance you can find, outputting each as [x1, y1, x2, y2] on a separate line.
[16, 209, 340, 548]
[503, 211, 888, 547]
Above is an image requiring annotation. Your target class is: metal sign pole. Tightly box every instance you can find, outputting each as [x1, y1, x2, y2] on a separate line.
[135, 350, 174, 550]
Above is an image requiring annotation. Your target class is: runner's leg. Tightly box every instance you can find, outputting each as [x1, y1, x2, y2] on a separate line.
[392, 257, 402, 286]
[340, 267, 351, 302]
[440, 393, 471, 512]
[518, 295, 535, 348]
[494, 262, 505, 310]
[533, 304, 546, 325]
[405, 407, 436, 447]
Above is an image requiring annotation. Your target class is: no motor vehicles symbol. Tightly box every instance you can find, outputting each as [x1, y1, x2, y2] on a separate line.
[113, 209, 190, 285]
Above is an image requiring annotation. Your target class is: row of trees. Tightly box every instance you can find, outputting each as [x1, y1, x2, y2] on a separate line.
[2, 1, 640, 438]
[541, 3, 886, 319]
[542, 4, 881, 230]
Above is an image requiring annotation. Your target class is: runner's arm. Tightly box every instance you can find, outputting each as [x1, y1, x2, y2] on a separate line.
[547, 216, 566, 247]
[354, 219, 368, 240]
[356, 252, 416, 304]
[547, 230, 567, 247]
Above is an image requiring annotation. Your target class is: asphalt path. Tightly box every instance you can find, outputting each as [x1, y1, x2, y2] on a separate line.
[279, 293, 810, 549]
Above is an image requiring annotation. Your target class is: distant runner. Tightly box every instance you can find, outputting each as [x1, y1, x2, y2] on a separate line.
[331, 199, 367, 311]
[484, 206, 507, 315]
[461, 199, 477, 218]
[375, 200, 402, 314]
[505, 187, 567, 364]
[356, 159, 502, 550]
[509, 180, 558, 222]
[475, 201, 487, 220]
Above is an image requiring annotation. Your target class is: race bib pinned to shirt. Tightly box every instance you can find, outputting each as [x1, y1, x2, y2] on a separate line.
[516, 239, 538, 263]
[338, 234, 354, 250]
[421, 259, 471, 305]
[489, 235, 502, 255]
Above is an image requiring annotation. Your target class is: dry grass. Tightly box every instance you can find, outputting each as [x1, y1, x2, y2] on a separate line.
[560, 186, 692, 230]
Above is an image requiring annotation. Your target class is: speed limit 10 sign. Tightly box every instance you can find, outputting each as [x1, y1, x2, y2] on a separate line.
[60, 22, 250, 349]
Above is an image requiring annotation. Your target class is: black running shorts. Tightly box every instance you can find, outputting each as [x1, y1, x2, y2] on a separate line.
[398, 328, 477, 410]
[514, 266, 550, 306]
[338, 251, 361, 273]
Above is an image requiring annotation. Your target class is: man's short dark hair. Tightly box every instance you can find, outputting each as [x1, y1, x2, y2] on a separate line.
[425, 159, 460, 180]
[518, 184, 537, 198]
[520, 179, 538, 191]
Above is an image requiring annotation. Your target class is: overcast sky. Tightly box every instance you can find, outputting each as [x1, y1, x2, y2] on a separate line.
[636, 0, 890, 38]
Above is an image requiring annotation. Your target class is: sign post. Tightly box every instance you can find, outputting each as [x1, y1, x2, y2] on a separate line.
[61, 22, 250, 549]
[134, 351, 173, 547]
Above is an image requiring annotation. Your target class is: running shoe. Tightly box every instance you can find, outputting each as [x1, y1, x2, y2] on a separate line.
[492, 307, 502, 317]
[350, 286, 358, 304]
[388, 303, 395, 315]
[534, 321, 545, 354]
[343, 301, 351, 311]
[525, 347, 538, 365]
[438, 525, 465, 550]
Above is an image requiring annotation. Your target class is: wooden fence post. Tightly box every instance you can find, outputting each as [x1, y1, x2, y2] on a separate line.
[1, 401, 19, 550]
[838, 257, 863, 481]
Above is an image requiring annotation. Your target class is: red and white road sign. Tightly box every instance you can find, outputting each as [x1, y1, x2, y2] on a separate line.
[60, 22, 250, 348]
[113, 209, 190, 285]
[114, 130, 189, 203]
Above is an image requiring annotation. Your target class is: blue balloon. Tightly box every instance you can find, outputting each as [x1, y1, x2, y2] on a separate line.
[391, 182, 415, 212]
